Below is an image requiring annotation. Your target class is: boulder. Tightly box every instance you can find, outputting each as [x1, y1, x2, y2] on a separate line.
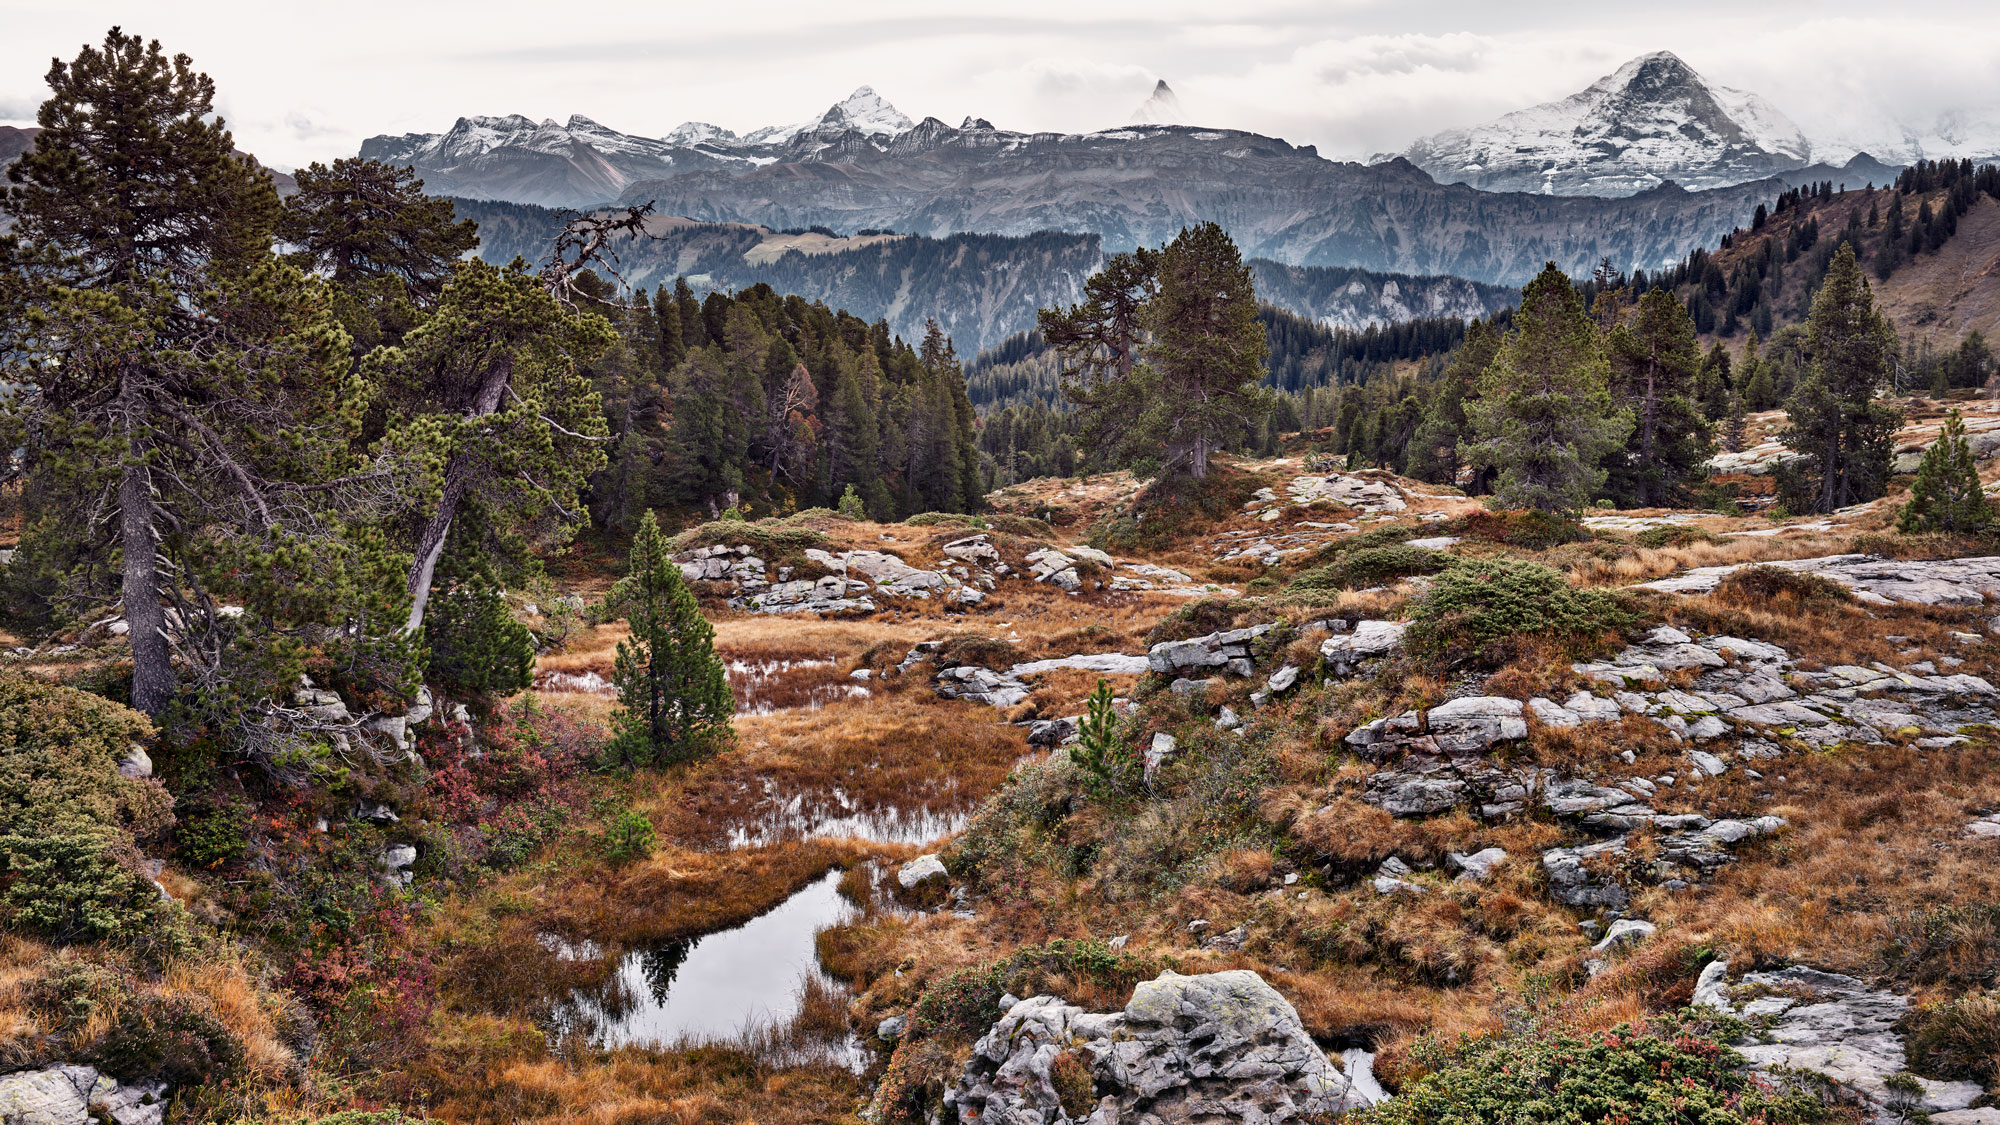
[898, 854, 949, 889]
[352, 801, 399, 825]
[1319, 620, 1406, 673]
[0, 1065, 165, 1125]
[380, 844, 418, 886]
[1449, 847, 1508, 882]
[1146, 624, 1275, 676]
[944, 970, 1371, 1125]
[116, 744, 153, 780]
[1425, 696, 1528, 752]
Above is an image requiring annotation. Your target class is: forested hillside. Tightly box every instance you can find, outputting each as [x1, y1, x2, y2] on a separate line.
[452, 198, 1516, 352]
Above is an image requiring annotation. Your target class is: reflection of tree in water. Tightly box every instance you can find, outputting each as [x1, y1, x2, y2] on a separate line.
[638, 938, 694, 1007]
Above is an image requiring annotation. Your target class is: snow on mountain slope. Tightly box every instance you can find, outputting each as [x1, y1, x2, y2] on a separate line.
[739, 86, 915, 145]
[1130, 80, 1185, 125]
[1396, 51, 1813, 196]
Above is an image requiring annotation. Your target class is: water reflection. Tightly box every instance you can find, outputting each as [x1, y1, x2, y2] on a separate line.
[553, 869, 862, 1065]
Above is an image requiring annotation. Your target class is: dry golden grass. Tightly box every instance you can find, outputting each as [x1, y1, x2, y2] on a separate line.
[1568, 533, 1860, 587]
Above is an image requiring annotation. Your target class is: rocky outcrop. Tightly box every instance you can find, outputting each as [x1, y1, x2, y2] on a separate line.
[1346, 695, 1526, 762]
[944, 969, 1371, 1125]
[0, 1065, 165, 1125]
[1147, 624, 1276, 677]
[1286, 473, 1408, 514]
[1697, 964, 1987, 1122]
[1636, 554, 2000, 607]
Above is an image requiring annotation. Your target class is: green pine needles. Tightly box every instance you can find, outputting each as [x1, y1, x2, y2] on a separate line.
[1899, 409, 1994, 534]
[1069, 678, 1133, 794]
[607, 512, 734, 768]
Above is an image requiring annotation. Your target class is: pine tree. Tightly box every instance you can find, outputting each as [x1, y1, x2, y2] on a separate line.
[0, 29, 413, 728]
[1143, 224, 1270, 478]
[608, 512, 732, 767]
[1606, 289, 1713, 506]
[1465, 264, 1631, 512]
[1898, 409, 1992, 534]
[1070, 678, 1132, 795]
[1724, 391, 1747, 454]
[1779, 244, 1902, 513]
[423, 538, 535, 707]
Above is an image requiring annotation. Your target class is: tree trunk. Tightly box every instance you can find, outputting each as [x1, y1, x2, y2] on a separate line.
[120, 396, 173, 718]
[403, 355, 514, 634]
[1191, 435, 1210, 479]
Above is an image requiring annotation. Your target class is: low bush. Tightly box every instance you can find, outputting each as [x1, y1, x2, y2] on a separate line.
[928, 634, 1026, 671]
[986, 513, 1055, 538]
[1404, 558, 1635, 667]
[665, 521, 829, 563]
[0, 679, 173, 942]
[1091, 470, 1261, 553]
[1712, 565, 1852, 609]
[1363, 1014, 1831, 1125]
[1143, 597, 1270, 647]
[1885, 903, 2000, 989]
[1904, 991, 2000, 1089]
[1290, 545, 1456, 592]
[1448, 509, 1590, 551]
[599, 807, 656, 867]
[1632, 525, 1719, 549]
[904, 511, 987, 529]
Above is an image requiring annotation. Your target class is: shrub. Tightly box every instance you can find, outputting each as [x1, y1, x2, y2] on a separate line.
[904, 511, 986, 529]
[1362, 1015, 1830, 1125]
[1712, 565, 1852, 609]
[666, 520, 829, 563]
[174, 798, 250, 869]
[0, 679, 171, 942]
[1904, 991, 2000, 1088]
[1291, 545, 1456, 591]
[1404, 558, 1634, 666]
[986, 513, 1055, 538]
[837, 484, 867, 520]
[1051, 1048, 1096, 1117]
[1633, 525, 1719, 549]
[1091, 470, 1260, 553]
[600, 807, 656, 867]
[1450, 508, 1590, 550]
[92, 994, 245, 1087]
[1143, 598, 1267, 647]
[1070, 680, 1135, 795]
[929, 634, 1026, 671]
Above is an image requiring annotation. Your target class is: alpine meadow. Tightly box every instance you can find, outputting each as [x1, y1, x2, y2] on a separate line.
[8, 11, 2000, 1125]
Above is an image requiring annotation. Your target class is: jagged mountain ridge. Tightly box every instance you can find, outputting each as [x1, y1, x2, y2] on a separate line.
[448, 199, 1516, 351]
[1397, 51, 1813, 196]
[364, 77, 1781, 284]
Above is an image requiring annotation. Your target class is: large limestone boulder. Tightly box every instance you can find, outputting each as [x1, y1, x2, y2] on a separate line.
[945, 969, 1370, 1124]
[1147, 624, 1275, 677]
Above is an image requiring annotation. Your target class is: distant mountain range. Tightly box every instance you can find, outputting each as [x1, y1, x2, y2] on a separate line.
[448, 199, 1516, 351]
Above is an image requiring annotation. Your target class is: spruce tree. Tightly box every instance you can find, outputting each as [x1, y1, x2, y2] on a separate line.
[608, 512, 732, 767]
[1465, 264, 1631, 513]
[1898, 410, 1992, 534]
[1142, 223, 1269, 478]
[1607, 289, 1713, 507]
[1779, 244, 1902, 513]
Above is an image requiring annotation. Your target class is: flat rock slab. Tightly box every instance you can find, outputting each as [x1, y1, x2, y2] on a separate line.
[1636, 554, 2000, 607]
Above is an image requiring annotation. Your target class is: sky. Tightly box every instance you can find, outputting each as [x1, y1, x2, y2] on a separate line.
[4, 1, 1999, 170]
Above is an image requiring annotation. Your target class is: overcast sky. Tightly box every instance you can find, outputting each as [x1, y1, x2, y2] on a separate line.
[4, 1, 1999, 169]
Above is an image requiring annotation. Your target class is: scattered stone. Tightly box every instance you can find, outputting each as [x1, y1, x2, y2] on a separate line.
[1267, 664, 1300, 694]
[116, 744, 153, 780]
[380, 844, 418, 886]
[1145, 733, 1176, 784]
[352, 801, 398, 825]
[1590, 918, 1657, 955]
[877, 1015, 906, 1042]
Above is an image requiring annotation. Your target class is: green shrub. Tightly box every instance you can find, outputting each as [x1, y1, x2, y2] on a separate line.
[1362, 1015, 1830, 1125]
[1070, 680, 1135, 796]
[1290, 545, 1456, 591]
[837, 484, 867, 520]
[904, 511, 987, 529]
[174, 798, 250, 870]
[424, 579, 535, 703]
[0, 679, 171, 942]
[600, 808, 656, 867]
[1405, 558, 1634, 666]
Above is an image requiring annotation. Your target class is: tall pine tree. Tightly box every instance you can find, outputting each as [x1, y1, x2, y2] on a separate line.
[1779, 244, 1902, 513]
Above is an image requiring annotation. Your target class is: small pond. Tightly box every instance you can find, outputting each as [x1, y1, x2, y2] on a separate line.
[553, 868, 863, 1063]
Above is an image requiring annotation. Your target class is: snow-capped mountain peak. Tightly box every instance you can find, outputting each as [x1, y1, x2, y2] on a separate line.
[1395, 50, 1813, 196]
[1130, 80, 1185, 125]
[815, 85, 915, 137]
